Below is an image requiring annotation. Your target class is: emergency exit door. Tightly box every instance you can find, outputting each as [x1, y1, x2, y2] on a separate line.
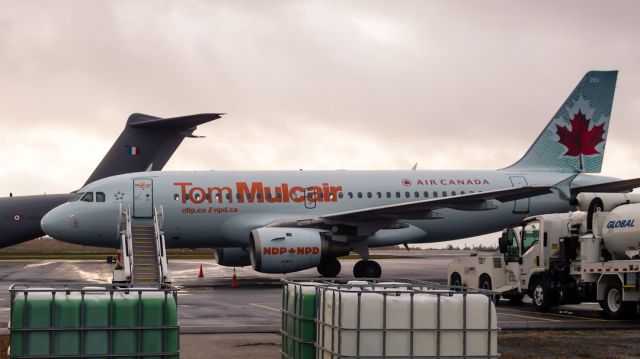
[509, 176, 529, 213]
[133, 179, 153, 218]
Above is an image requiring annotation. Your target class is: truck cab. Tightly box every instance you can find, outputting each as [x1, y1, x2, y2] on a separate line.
[449, 212, 584, 307]
[498, 213, 584, 309]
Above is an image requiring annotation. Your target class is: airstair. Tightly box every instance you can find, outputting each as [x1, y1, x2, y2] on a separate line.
[114, 205, 171, 285]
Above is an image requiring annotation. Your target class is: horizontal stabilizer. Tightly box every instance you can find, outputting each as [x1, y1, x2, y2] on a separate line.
[128, 113, 223, 130]
[571, 177, 640, 196]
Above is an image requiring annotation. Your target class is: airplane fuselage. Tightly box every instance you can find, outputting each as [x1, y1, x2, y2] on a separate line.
[40, 170, 618, 249]
[0, 194, 73, 247]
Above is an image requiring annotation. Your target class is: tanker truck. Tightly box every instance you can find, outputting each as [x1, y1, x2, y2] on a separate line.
[447, 192, 640, 318]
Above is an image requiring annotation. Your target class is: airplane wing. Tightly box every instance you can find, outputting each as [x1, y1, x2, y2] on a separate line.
[268, 185, 553, 229]
[571, 177, 640, 196]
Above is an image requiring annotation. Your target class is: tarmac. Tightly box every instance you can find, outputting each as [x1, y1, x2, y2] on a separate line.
[0, 250, 639, 357]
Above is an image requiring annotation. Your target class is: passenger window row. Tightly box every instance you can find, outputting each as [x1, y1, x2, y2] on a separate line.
[174, 190, 477, 202]
[338, 190, 474, 199]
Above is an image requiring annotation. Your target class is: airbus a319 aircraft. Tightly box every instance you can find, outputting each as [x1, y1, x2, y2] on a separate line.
[42, 71, 639, 278]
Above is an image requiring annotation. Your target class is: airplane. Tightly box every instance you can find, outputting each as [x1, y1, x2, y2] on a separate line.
[1, 113, 221, 247]
[41, 71, 640, 278]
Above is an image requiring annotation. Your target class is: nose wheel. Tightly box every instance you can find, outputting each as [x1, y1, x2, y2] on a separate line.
[353, 260, 382, 278]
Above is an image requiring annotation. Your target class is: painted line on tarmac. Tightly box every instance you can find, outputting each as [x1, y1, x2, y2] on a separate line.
[500, 308, 610, 322]
[498, 312, 561, 322]
[250, 303, 281, 314]
[547, 311, 610, 322]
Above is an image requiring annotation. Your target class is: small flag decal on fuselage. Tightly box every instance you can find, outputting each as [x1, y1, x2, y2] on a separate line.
[128, 146, 140, 156]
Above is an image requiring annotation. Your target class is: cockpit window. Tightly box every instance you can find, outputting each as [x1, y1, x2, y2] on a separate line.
[96, 192, 106, 202]
[81, 192, 94, 202]
[69, 192, 84, 202]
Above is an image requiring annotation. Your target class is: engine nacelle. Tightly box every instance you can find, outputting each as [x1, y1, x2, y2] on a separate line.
[214, 247, 251, 267]
[249, 227, 348, 273]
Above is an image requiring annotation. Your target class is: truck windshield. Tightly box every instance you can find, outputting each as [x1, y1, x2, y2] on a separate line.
[507, 228, 519, 258]
[522, 220, 540, 254]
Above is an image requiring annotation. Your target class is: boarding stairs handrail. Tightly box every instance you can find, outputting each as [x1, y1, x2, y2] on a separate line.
[153, 205, 171, 283]
[117, 204, 134, 282]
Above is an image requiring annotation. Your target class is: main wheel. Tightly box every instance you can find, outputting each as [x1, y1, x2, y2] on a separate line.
[601, 282, 632, 319]
[353, 260, 382, 278]
[317, 258, 341, 277]
[531, 278, 553, 312]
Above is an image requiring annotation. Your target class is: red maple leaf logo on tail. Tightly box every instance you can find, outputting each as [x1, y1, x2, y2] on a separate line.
[556, 111, 605, 157]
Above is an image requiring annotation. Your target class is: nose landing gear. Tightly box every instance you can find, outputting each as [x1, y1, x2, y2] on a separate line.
[353, 260, 382, 278]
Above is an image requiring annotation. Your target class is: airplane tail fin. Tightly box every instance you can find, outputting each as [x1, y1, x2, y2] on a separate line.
[83, 113, 222, 186]
[504, 71, 617, 173]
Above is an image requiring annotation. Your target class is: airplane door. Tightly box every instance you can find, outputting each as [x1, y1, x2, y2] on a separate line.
[509, 176, 529, 213]
[304, 188, 317, 209]
[133, 179, 153, 218]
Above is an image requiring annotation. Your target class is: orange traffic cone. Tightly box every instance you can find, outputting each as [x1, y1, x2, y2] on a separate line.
[231, 268, 238, 288]
[198, 264, 204, 278]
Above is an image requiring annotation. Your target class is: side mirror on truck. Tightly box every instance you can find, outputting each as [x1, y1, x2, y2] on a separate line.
[498, 230, 508, 254]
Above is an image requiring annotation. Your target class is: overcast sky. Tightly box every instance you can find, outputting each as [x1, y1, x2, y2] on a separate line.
[1, 1, 639, 247]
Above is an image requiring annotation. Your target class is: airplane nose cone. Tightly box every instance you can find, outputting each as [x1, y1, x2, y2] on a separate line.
[41, 207, 65, 238]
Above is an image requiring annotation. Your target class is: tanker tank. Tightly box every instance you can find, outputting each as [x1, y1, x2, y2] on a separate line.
[601, 203, 640, 260]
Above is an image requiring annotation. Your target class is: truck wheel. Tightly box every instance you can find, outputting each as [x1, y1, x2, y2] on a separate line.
[450, 272, 462, 287]
[479, 274, 492, 290]
[479, 274, 500, 304]
[602, 283, 632, 319]
[531, 278, 552, 312]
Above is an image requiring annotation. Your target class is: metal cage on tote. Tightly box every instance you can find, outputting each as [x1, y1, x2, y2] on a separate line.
[8, 284, 179, 359]
[281, 279, 499, 359]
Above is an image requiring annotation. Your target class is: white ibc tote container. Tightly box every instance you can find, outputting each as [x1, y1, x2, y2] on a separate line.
[317, 281, 498, 358]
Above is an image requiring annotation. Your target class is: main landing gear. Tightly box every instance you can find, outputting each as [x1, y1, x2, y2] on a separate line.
[353, 259, 382, 278]
[316, 258, 383, 278]
[317, 258, 341, 277]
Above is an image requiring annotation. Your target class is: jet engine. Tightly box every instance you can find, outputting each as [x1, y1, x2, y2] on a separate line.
[249, 227, 349, 273]
[214, 247, 251, 267]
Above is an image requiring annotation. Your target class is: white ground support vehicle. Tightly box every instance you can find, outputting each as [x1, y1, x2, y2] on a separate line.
[448, 192, 640, 318]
